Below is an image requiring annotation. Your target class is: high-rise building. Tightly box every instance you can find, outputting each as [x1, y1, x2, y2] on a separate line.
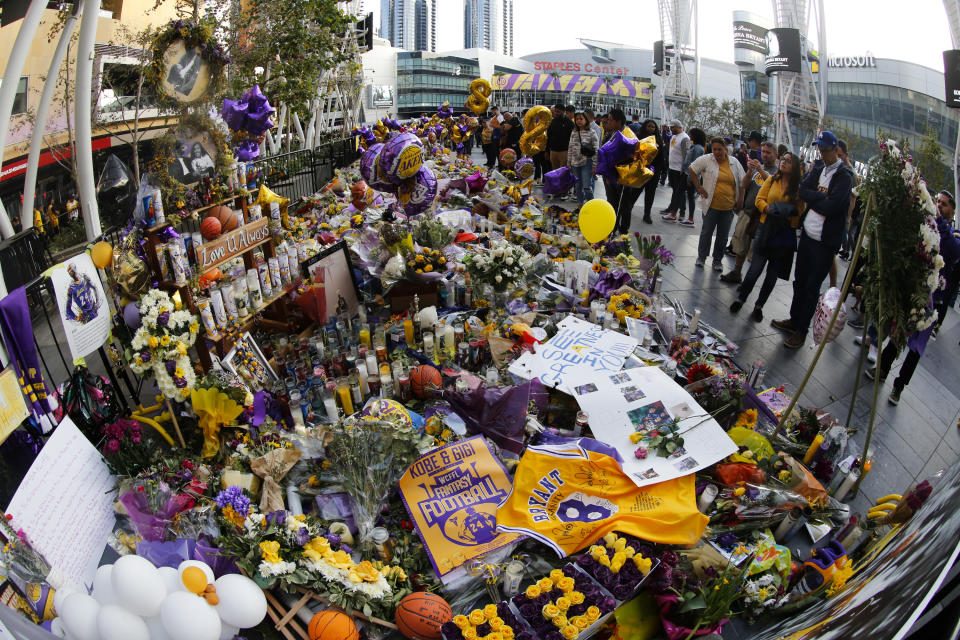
[464, 0, 513, 55]
[381, 0, 435, 52]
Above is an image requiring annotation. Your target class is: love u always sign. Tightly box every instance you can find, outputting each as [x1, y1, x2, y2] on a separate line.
[195, 217, 270, 271]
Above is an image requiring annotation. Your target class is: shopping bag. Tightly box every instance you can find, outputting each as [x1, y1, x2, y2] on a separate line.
[812, 287, 847, 345]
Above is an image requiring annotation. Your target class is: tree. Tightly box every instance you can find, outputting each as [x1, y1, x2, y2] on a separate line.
[739, 100, 773, 137]
[914, 127, 951, 194]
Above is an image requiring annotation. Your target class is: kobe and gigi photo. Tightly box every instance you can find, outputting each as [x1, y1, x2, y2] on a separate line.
[169, 138, 216, 184]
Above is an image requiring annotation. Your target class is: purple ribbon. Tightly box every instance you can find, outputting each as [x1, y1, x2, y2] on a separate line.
[589, 269, 633, 302]
[0, 287, 52, 415]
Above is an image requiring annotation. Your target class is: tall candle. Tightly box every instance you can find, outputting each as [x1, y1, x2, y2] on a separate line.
[358, 326, 371, 348]
[336, 381, 354, 415]
[444, 325, 456, 359]
[403, 319, 415, 345]
[803, 434, 824, 465]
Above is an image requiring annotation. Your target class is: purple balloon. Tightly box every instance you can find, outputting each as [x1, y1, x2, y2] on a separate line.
[235, 139, 261, 161]
[220, 85, 275, 136]
[595, 131, 638, 181]
[465, 170, 488, 193]
[543, 166, 576, 195]
[397, 165, 438, 215]
[123, 302, 141, 330]
[515, 157, 534, 179]
[361, 144, 393, 192]
[378, 132, 424, 184]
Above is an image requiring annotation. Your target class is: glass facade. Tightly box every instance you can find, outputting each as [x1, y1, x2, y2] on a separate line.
[826, 82, 959, 154]
[396, 52, 479, 115]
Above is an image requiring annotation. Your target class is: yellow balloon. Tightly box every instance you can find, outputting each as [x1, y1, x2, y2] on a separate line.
[519, 106, 552, 157]
[465, 78, 492, 115]
[578, 199, 616, 244]
[617, 135, 658, 188]
[90, 241, 113, 269]
[181, 566, 208, 595]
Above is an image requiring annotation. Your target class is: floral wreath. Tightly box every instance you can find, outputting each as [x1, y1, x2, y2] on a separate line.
[148, 111, 236, 216]
[145, 19, 229, 109]
[859, 137, 943, 350]
[129, 289, 200, 400]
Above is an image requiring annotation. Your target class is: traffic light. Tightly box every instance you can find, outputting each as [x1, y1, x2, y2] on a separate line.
[653, 41, 664, 76]
[356, 12, 374, 52]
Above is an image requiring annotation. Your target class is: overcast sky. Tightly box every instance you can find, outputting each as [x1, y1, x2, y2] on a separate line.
[367, 0, 952, 72]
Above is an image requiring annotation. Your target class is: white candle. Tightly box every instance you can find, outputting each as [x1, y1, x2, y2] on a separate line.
[323, 395, 339, 422]
[366, 354, 379, 377]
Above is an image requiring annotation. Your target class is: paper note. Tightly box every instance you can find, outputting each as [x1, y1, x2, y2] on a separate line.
[0, 369, 29, 445]
[566, 366, 737, 487]
[508, 315, 638, 394]
[5, 417, 116, 590]
[49, 253, 111, 361]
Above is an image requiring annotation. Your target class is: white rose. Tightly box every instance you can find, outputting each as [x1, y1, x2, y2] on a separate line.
[506, 257, 514, 265]
[495, 275, 502, 283]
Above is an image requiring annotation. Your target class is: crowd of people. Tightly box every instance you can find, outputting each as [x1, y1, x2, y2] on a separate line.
[478, 107, 960, 404]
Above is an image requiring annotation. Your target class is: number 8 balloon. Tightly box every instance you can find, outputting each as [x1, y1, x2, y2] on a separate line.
[520, 105, 552, 157]
[466, 78, 492, 115]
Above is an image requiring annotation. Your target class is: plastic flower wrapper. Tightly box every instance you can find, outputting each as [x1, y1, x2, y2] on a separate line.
[118, 479, 193, 542]
[325, 419, 420, 553]
[442, 379, 548, 455]
[379, 251, 409, 291]
[191, 387, 246, 459]
[249, 446, 302, 513]
[412, 215, 456, 249]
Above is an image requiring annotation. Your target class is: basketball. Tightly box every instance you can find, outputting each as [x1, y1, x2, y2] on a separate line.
[394, 592, 451, 640]
[212, 205, 240, 232]
[410, 365, 442, 399]
[200, 216, 222, 240]
[308, 610, 358, 640]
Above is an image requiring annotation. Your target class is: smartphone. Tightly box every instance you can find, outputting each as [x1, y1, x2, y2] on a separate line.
[750, 149, 760, 161]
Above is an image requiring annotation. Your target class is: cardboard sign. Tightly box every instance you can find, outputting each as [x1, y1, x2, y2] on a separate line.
[195, 217, 270, 271]
[399, 436, 522, 582]
[508, 315, 638, 394]
[50, 253, 111, 362]
[0, 369, 29, 445]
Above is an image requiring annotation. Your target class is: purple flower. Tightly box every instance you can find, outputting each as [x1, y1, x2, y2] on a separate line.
[715, 533, 738, 551]
[164, 360, 176, 376]
[266, 511, 287, 526]
[512, 593, 526, 608]
[157, 311, 170, 326]
[599, 596, 616, 613]
[476, 623, 491, 636]
[106, 439, 120, 453]
[516, 633, 534, 640]
[534, 593, 550, 607]
[661, 550, 680, 567]
[576, 555, 595, 569]
[294, 526, 311, 547]
[545, 632, 563, 640]
[215, 486, 251, 516]
[441, 622, 462, 639]
[612, 583, 634, 600]
[340, 543, 353, 554]
[562, 564, 578, 577]
[326, 533, 342, 547]
[569, 603, 587, 617]
[140, 350, 151, 363]
[518, 603, 538, 621]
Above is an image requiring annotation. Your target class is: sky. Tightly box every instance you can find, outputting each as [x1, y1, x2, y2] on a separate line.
[367, 0, 953, 73]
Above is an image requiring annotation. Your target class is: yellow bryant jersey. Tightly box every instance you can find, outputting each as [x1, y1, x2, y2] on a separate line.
[496, 443, 707, 557]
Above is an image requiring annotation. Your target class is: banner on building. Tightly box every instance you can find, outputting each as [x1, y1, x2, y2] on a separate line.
[944, 50, 960, 108]
[733, 20, 769, 54]
[491, 74, 652, 99]
[764, 28, 802, 75]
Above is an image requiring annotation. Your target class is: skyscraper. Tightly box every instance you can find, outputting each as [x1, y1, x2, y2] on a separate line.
[380, 0, 435, 52]
[463, 0, 513, 56]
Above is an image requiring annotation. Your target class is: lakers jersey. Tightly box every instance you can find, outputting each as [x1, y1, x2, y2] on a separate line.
[496, 442, 707, 557]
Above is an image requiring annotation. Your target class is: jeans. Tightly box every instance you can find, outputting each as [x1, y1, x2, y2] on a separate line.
[878, 342, 921, 390]
[685, 181, 698, 220]
[641, 169, 659, 216]
[484, 142, 497, 168]
[572, 161, 594, 205]
[737, 240, 783, 308]
[789, 231, 837, 333]
[697, 208, 734, 264]
[667, 169, 687, 214]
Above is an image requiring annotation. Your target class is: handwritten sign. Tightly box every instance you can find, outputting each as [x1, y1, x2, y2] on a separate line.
[195, 217, 270, 270]
[399, 436, 521, 582]
[6, 417, 116, 590]
[508, 315, 638, 394]
[0, 369, 29, 445]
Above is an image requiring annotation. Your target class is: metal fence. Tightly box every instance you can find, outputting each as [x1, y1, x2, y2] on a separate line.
[249, 137, 362, 202]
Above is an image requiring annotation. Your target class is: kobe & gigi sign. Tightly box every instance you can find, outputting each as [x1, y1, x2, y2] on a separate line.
[399, 436, 522, 580]
[195, 217, 270, 270]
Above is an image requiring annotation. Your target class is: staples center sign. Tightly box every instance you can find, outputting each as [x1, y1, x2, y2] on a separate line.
[533, 60, 631, 76]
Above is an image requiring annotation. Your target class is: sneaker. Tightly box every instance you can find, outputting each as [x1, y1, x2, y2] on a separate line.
[751, 307, 763, 322]
[854, 335, 865, 346]
[848, 315, 864, 330]
[642, 215, 653, 225]
[771, 318, 794, 332]
[864, 367, 876, 381]
[720, 271, 742, 284]
[784, 331, 805, 349]
[931, 328, 938, 340]
[712, 262, 723, 272]
[678, 218, 695, 228]
[725, 244, 736, 256]
[868, 345, 877, 364]
[888, 388, 901, 405]
[661, 213, 678, 222]
[695, 258, 705, 268]
[730, 300, 743, 313]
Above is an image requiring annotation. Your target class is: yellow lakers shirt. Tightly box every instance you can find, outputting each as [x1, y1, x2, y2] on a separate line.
[496, 443, 707, 556]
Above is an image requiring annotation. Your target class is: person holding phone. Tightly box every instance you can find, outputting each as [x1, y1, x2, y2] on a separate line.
[722, 134, 778, 283]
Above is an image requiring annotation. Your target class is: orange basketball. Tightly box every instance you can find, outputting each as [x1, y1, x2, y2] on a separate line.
[212, 205, 240, 232]
[308, 610, 358, 640]
[394, 592, 451, 640]
[200, 216, 222, 240]
[410, 365, 443, 399]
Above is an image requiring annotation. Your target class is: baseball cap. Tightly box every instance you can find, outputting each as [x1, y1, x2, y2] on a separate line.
[669, 119, 682, 128]
[748, 130, 763, 142]
[813, 130, 839, 148]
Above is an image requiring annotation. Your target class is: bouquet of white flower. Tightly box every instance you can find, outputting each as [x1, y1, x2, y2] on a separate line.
[129, 289, 200, 400]
[462, 241, 532, 293]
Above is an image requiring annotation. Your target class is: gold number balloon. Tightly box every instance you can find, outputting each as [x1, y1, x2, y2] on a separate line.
[519, 105, 552, 157]
[465, 78, 492, 116]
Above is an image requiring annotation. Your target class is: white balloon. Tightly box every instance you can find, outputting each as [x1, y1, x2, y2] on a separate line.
[176, 560, 215, 588]
[111, 555, 167, 618]
[158, 567, 182, 596]
[160, 591, 221, 640]
[53, 584, 78, 615]
[59, 593, 101, 640]
[50, 617, 67, 638]
[96, 604, 150, 640]
[218, 622, 239, 640]
[92, 566, 117, 606]
[213, 574, 267, 629]
[145, 616, 171, 640]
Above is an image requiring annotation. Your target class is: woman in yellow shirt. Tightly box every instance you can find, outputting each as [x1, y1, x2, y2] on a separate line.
[729, 152, 805, 321]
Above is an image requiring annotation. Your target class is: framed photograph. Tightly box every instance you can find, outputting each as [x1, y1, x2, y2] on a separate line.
[301, 240, 360, 319]
[160, 39, 212, 103]
[222, 332, 277, 391]
[168, 127, 218, 186]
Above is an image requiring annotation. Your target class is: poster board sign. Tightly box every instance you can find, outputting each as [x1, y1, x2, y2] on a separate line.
[399, 436, 522, 582]
[0, 369, 30, 445]
[194, 217, 270, 271]
[565, 366, 736, 487]
[50, 253, 111, 362]
[508, 315, 638, 394]
[764, 28, 802, 75]
[300, 240, 360, 320]
[5, 417, 116, 590]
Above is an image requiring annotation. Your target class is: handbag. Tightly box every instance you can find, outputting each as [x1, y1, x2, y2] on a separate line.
[578, 131, 596, 157]
[755, 201, 799, 259]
